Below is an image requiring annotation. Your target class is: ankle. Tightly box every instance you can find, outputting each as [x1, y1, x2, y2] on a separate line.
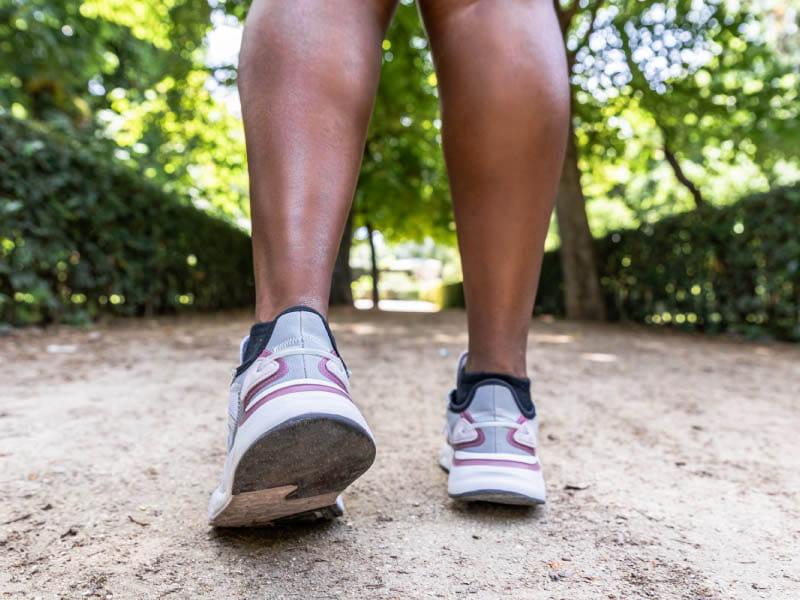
[255, 297, 328, 323]
[465, 354, 527, 379]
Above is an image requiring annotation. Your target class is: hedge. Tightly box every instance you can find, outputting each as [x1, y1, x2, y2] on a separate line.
[0, 116, 254, 325]
[440, 185, 799, 341]
[535, 184, 800, 341]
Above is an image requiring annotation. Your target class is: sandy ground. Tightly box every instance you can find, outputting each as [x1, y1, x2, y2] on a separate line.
[1, 309, 799, 599]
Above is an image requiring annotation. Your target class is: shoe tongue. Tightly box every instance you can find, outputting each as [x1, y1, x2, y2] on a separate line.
[266, 307, 335, 353]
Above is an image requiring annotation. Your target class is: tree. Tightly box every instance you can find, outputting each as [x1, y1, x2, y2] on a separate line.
[661, 126, 705, 208]
[553, 0, 609, 320]
[7, 0, 796, 316]
[555, 127, 608, 319]
[333, 1, 452, 304]
[0, 0, 248, 220]
[329, 212, 354, 306]
[552, 0, 798, 319]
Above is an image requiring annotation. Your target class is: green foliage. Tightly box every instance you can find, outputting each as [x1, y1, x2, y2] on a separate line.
[561, 0, 799, 225]
[6, 0, 797, 243]
[0, 115, 253, 325]
[356, 1, 452, 243]
[435, 281, 466, 311]
[0, 0, 165, 123]
[0, 0, 248, 219]
[536, 184, 800, 341]
[2, 0, 797, 330]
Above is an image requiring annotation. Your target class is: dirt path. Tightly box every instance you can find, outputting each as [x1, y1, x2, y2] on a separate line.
[1, 309, 799, 599]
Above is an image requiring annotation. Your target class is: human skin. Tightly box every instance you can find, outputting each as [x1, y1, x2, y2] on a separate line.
[238, 0, 569, 377]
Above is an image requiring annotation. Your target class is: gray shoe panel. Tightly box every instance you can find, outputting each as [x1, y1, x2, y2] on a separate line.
[228, 310, 345, 448]
[267, 310, 334, 353]
[264, 310, 337, 380]
[449, 383, 529, 457]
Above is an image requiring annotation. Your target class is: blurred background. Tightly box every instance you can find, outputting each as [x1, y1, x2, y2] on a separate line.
[1, 0, 798, 340]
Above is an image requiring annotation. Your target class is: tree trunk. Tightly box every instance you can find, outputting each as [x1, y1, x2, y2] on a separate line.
[662, 142, 705, 208]
[329, 211, 354, 306]
[555, 125, 607, 320]
[365, 221, 380, 309]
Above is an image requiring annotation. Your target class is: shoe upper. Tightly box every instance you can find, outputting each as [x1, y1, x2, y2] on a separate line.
[445, 353, 539, 460]
[226, 307, 350, 450]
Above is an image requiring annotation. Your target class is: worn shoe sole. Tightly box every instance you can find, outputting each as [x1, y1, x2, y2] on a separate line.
[210, 413, 375, 527]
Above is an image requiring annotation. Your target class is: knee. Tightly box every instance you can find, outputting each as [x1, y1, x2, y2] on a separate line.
[237, 4, 380, 105]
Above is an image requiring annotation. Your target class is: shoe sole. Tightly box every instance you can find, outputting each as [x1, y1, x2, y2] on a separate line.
[210, 414, 375, 527]
[448, 489, 545, 506]
[268, 496, 345, 524]
[439, 445, 545, 506]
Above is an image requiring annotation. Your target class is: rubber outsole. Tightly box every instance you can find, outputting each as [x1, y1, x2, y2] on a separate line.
[448, 489, 545, 506]
[270, 498, 345, 524]
[439, 452, 545, 506]
[210, 414, 375, 527]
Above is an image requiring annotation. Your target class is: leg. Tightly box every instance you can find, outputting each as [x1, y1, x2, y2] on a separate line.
[419, 0, 570, 376]
[210, 1, 398, 526]
[239, 0, 398, 321]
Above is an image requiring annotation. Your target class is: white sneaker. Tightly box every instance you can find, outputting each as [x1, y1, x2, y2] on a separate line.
[439, 353, 546, 505]
[208, 306, 375, 526]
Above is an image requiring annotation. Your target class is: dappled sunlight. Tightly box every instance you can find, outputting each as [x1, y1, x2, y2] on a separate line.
[431, 332, 468, 345]
[581, 352, 619, 363]
[335, 322, 379, 337]
[354, 299, 439, 313]
[331, 321, 415, 338]
[531, 333, 575, 345]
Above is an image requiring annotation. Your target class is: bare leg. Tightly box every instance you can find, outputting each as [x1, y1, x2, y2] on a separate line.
[419, 0, 570, 376]
[239, 0, 398, 321]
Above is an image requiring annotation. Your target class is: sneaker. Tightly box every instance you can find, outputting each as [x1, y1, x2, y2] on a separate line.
[208, 306, 376, 527]
[438, 353, 546, 505]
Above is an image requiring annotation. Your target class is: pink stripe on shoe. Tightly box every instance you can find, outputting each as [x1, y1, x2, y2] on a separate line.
[451, 411, 486, 450]
[318, 357, 348, 393]
[506, 415, 536, 455]
[241, 383, 351, 424]
[242, 353, 289, 410]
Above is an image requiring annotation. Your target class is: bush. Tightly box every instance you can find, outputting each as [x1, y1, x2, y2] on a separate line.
[536, 185, 800, 341]
[0, 116, 253, 325]
[434, 281, 465, 309]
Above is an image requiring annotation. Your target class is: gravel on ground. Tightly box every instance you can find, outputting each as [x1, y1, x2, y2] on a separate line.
[1, 309, 798, 599]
